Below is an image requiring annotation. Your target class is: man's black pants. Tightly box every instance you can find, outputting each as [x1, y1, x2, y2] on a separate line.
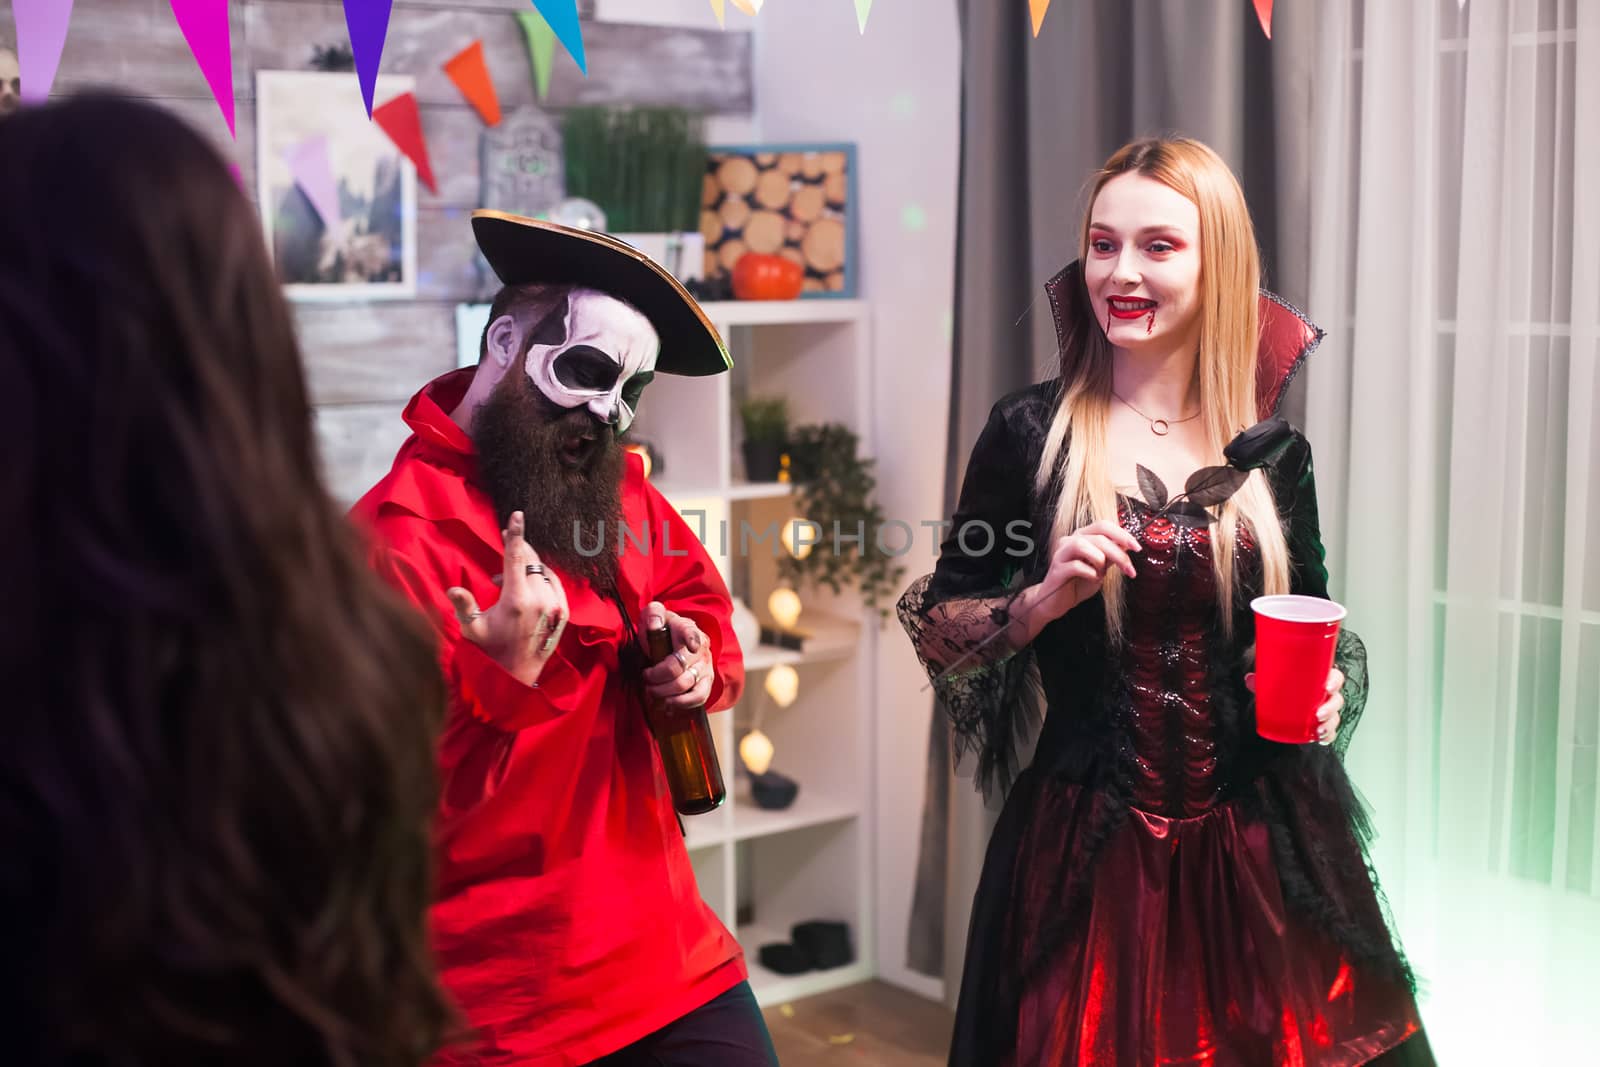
[585, 981, 779, 1066]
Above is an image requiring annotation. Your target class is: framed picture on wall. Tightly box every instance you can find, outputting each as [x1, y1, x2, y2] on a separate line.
[700, 143, 858, 298]
[256, 70, 418, 301]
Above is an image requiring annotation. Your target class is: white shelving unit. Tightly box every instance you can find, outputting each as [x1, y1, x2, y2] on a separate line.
[630, 298, 876, 1007]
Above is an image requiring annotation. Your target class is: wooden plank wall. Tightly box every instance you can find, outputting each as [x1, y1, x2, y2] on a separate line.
[1, 0, 753, 501]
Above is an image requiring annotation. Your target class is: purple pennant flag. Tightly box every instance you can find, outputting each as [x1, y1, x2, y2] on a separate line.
[13, 0, 75, 103]
[343, 0, 396, 118]
[283, 136, 342, 236]
[168, 0, 235, 138]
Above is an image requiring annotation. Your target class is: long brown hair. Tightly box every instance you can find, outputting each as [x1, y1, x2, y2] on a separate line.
[1037, 137, 1290, 641]
[0, 95, 455, 1065]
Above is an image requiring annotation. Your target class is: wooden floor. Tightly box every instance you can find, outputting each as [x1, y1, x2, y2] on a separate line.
[764, 981, 953, 1066]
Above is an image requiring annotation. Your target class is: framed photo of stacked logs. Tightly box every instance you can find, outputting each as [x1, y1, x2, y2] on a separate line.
[700, 143, 858, 299]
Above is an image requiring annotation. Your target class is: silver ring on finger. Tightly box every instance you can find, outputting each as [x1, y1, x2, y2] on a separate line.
[674, 647, 690, 667]
[686, 664, 699, 687]
[526, 563, 546, 576]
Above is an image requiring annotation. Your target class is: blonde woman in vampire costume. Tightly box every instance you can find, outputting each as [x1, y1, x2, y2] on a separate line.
[900, 139, 1433, 1066]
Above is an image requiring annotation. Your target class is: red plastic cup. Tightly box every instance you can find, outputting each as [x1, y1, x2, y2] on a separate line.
[1250, 594, 1347, 743]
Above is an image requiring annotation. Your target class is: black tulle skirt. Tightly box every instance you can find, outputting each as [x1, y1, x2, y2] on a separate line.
[949, 770, 1436, 1067]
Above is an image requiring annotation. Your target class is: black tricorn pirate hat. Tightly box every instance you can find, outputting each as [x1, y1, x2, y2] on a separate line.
[471, 209, 732, 377]
[1043, 260, 1326, 420]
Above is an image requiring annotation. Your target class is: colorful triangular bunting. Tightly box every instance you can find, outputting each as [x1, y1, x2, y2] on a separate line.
[709, 0, 726, 28]
[372, 91, 438, 195]
[1253, 0, 1273, 40]
[12, 0, 74, 104]
[516, 10, 558, 102]
[444, 40, 501, 126]
[342, 0, 394, 118]
[854, 0, 872, 34]
[528, 1, 586, 76]
[168, 0, 236, 138]
[284, 136, 343, 235]
[730, 0, 763, 14]
[1029, 0, 1051, 38]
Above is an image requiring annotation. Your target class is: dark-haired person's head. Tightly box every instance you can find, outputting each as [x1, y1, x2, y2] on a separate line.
[0, 94, 455, 1066]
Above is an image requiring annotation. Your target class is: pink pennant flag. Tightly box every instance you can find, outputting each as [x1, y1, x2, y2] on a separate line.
[1253, 0, 1274, 40]
[1029, 0, 1051, 38]
[372, 92, 438, 195]
[284, 136, 343, 235]
[168, 0, 236, 138]
[13, 0, 74, 104]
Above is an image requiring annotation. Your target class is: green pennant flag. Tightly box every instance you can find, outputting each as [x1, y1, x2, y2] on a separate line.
[516, 9, 558, 101]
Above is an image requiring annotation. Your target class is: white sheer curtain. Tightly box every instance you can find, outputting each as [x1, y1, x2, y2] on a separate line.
[1306, 0, 1600, 1060]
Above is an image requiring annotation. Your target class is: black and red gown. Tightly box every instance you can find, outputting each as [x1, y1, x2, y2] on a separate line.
[899, 381, 1434, 1066]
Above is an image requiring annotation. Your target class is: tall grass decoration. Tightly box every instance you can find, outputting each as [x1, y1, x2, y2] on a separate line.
[562, 107, 707, 233]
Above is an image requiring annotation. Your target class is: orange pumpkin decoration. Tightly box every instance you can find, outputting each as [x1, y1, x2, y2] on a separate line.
[731, 251, 804, 301]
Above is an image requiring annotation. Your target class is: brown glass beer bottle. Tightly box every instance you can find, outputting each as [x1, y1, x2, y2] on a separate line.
[645, 623, 727, 815]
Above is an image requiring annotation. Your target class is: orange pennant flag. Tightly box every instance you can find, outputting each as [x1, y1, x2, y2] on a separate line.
[444, 39, 502, 126]
[1253, 0, 1273, 40]
[1029, 0, 1051, 38]
[730, 0, 762, 14]
[372, 91, 438, 195]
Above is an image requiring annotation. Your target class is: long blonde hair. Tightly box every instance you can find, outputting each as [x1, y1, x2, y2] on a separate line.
[1036, 137, 1290, 642]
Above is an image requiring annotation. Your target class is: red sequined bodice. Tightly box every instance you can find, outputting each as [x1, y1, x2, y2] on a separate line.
[1118, 496, 1258, 818]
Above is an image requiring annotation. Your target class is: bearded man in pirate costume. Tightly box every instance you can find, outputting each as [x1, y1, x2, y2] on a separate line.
[353, 212, 773, 1066]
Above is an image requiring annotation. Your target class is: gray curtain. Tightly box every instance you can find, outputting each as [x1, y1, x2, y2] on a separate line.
[909, 0, 1316, 999]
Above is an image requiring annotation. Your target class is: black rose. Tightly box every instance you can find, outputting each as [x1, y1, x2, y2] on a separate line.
[1224, 417, 1297, 472]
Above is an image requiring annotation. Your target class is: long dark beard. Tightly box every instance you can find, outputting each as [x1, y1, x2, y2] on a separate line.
[471, 369, 624, 593]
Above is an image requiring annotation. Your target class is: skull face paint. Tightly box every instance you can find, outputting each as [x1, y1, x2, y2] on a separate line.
[524, 289, 659, 434]
[0, 49, 20, 117]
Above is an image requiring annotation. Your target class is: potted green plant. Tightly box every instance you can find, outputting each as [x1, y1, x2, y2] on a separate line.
[779, 423, 906, 618]
[740, 395, 789, 483]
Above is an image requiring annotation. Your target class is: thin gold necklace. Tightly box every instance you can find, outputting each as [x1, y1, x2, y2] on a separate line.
[1112, 391, 1202, 437]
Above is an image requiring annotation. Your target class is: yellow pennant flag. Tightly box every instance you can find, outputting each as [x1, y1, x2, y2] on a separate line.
[855, 0, 872, 33]
[1030, 0, 1051, 37]
[709, 0, 725, 27]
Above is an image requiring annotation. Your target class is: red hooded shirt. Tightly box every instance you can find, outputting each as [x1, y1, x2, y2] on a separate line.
[351, 369, 746, 1065]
